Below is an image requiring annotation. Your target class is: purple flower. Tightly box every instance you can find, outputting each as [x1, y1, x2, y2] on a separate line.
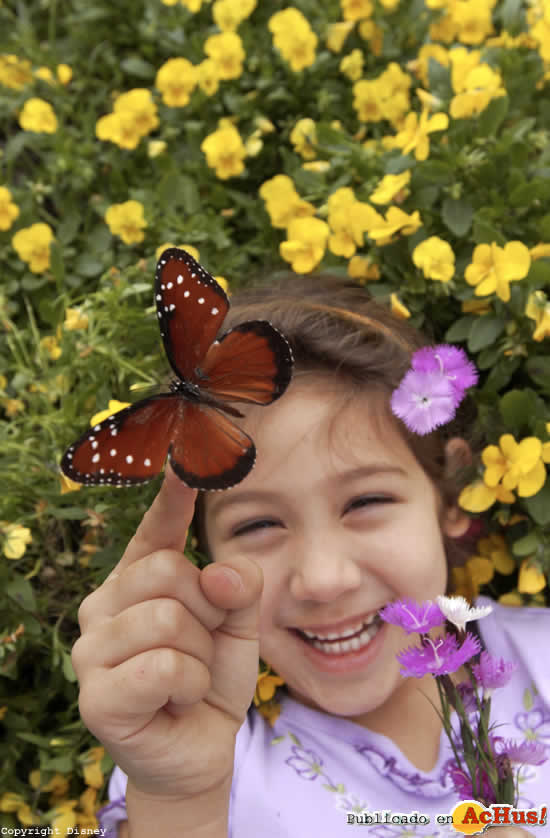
[472, 651, 518, 691]
[443, 759, 497, 803]
[378, 598, 445, 635]
[397, 632, 481, 678]
[412, 345, 478, 407]
[497, 739, 547, 766]
[390, 369, 456, 435]
[455, 680, 478, 714]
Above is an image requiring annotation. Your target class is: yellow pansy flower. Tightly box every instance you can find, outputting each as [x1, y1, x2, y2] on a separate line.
[196, 59, 220, 96]
[369, 170, 411, 205]
[340, 49, 364, 81]
[19, 97, 58, 133]
[212, 0, 257, 31]
[60, 473, 82, 494]
[458, 479, 515, 512]
[40, 335, 62, 360]
[525, 290, 550, 341]
[64, 307, 89, 331]
[280, 217, 329, 273]
[105, 200, 147, 245]
[412, 236, 455, 282]
[341, 0, 373, 21]
[347, 255, 380, 282]
[0, 54, 33, 89]
[390, 294, 411, 319]
[482, 435, 546, 497]
[518, 560, 546, 594]
[156, 243, 200, 262]
[475, 533, 515, 575]
[290, 118, 317, 160]
[365, 206, 422, 244]
[388, 108, 448, 161]
[204, 31, 245, 80]
[326, 21, 355, 53]
[465, 241, 531, 302]
[2, 522, 32, 559]
[56, 63, 72, 84]
[52, 801, 78, 834]
[82, 746, 105, 788]
[0, 186, 20, 230]
[155, 58, 197, 106]
[268, 8, 318, 72]
[12, 223, 55, 273]
[201, 120, 246, 180]
[148, 140, 167, 158]
[450, 64, 506, 119]
[259, 175, 316, 229]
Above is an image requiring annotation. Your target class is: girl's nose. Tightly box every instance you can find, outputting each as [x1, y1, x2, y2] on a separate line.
[288, 539, 362, 602]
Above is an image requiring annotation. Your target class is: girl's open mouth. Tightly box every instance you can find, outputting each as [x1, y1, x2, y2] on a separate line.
[293, 613, 383, 655]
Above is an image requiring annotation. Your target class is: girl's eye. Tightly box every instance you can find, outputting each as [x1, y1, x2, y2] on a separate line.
[233, 519, 279, 537]
[345, 495, 392, 513]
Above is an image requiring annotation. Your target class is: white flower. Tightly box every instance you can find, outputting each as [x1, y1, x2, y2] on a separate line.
[435, 595, 492, 632]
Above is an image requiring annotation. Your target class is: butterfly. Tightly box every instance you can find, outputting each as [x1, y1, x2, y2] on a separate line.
[61, 248, 293, 491]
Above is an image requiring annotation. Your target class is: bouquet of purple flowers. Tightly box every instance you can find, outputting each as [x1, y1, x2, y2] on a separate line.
[379, 596, 546, 805]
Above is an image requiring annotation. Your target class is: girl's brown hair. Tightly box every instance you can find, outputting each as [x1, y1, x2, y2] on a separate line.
[195, 273, 482, 581]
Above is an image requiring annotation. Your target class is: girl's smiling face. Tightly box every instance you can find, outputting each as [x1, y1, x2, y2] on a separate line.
[204, 376, 470, 722]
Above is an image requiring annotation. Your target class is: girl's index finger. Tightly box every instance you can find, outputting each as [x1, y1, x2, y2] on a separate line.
[117, 464, 198, 571]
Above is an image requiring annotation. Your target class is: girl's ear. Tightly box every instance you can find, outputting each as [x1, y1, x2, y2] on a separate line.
[442, 437, 473, 538]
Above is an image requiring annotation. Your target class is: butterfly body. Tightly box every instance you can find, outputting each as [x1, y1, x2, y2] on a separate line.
[61, 248, 293, 491]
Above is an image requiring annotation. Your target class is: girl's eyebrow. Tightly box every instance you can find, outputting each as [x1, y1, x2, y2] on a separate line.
[208, 463, 408, 515]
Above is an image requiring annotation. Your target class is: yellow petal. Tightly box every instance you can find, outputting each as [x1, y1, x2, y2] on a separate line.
[458, 481, 496, 512]
[518, 560, 546, 594]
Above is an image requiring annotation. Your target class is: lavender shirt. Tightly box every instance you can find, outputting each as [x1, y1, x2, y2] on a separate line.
[99, 597, 550, 836]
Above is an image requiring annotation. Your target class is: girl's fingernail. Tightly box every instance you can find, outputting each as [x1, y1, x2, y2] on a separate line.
[219, 567, 244, 592]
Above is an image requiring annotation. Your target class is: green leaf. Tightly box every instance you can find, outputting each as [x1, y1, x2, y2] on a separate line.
[477, 96, 509, 136]
[120, 56, 155, 79]
[5, 575, 37, 612]
[442, 197, 474, 237]
[512, 532, 539, 557]
[62, 650, 77, 682]
[444, 315, 476, 342]
[523, 479, 550, 526]
[467, 317, 505, 352]
[472, 217, 506, 246]
[49, 240, 65, 285]
[75, 253, 104, 278]
[498, 389, 538, 429]
[526, 356, 550, 394]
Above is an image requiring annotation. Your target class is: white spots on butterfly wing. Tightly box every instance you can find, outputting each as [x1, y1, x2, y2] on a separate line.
[91, 440, 98, 449]
[144, 458, 151, 467]
[184, 290, 190, 298]
[211, 307, 219, 315]
[126, 455, 134, 464]
[92, 453, 100, 463]
[157, 312, 162, 318]
[94, 425, 101, 431]
[169, 303, 175, 311]
[110, 449, 117, 457]
[198, 297, 205, 304]
[177, 274, 184, 285]
[156, 294, 161, 301]
[111, 428, 118, 436]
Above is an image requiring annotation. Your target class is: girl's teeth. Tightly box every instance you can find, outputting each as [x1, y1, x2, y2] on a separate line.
[304, 619, 381, 655]
[302, 614, 377, 642]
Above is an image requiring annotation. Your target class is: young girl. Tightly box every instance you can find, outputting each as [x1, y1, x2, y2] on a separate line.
[71, 275, 549, 838]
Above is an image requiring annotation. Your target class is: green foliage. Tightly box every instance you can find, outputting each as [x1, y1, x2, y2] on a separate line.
[1, 0, 549, 827]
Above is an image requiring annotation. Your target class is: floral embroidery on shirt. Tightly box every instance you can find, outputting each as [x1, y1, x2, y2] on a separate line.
[277, 733, 370, 815]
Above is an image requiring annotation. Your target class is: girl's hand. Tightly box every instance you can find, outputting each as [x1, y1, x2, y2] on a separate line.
[72, 465, 263, 800]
